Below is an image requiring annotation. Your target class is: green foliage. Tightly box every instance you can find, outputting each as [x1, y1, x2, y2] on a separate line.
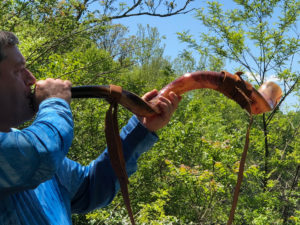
[175, 1, 300, 223]
[2, 0, 299, 224]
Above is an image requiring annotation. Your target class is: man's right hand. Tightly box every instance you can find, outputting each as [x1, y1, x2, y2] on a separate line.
[34, 78, 72, 107]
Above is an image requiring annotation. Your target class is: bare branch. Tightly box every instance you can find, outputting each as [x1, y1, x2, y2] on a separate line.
[106, 0, 194, 19]
[119, 0, 142, 17]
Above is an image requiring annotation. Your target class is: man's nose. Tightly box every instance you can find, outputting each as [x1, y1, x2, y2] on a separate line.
[23, 69, 36, 86]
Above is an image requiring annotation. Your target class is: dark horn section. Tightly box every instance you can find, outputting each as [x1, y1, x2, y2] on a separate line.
[71, 85, 110, 99]
[71, 85, 157, 117]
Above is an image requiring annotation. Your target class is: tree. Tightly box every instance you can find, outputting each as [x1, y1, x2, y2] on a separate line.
[0, 0, 195, 72]
[177, 0, 300, 223]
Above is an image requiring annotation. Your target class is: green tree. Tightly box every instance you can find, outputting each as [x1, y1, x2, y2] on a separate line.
[177, 0, 300, 224]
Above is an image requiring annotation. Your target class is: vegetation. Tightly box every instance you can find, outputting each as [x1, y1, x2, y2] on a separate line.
[1, 0, 299, 224]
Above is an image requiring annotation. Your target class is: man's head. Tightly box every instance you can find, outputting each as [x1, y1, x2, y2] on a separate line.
[0, 31, 19, 62]
[0, 31, 36, 132]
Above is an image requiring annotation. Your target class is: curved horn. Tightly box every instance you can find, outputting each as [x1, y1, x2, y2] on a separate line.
[147, 71, 282, 115]
[71, 71, 282, 116]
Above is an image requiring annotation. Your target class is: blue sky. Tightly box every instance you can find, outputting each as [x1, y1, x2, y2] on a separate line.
[114, 1, 203, 60]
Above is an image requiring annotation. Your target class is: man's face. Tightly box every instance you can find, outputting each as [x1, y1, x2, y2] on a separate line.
[0, 45, 36, 132]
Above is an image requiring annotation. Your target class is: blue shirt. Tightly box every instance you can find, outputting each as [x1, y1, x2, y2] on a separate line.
[0, 98, 158, 225]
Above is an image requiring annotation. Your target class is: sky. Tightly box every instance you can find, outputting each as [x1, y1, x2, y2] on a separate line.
[114, 1, 204, 60]
[91, 0, 299, 112]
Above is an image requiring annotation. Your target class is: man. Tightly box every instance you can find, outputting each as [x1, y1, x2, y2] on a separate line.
[0, 31, 180, 224]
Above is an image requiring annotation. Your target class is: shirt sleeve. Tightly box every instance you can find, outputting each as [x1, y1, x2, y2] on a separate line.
[0, 98, 73, 195]
[56, 115, 158, 214]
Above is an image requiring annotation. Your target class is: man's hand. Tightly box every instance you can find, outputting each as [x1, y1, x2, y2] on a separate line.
[34, 78, 72, 106]
[138, 90, 181, 132]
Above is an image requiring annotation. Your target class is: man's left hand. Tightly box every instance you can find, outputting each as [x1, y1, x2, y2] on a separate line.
[138, 90, 181, 132]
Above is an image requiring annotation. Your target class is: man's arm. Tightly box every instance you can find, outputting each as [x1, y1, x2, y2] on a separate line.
[0, 98, 73, 195]
[0, 78, 73, 195]
[56, 116, 157, 213]
[55, 91, 180, 213]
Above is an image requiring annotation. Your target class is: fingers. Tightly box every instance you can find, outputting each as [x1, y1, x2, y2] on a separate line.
[137, 91, 181, 132]
[35, 78, 72, 105]
[142, 89, 158, 102]
[36, 79, 72, 89]
[158, 91, 181, 117]
[158, 96, 172, 117]
[168, 91, 181, 110]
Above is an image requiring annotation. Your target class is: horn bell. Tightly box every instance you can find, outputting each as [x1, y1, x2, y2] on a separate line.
[250, 81, 282, 114]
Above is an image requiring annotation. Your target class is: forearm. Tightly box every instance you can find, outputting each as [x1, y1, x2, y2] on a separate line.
[70, 116, 158, 213]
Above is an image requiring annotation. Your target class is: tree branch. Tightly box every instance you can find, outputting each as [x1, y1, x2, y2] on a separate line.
[105, 0, 194, 19]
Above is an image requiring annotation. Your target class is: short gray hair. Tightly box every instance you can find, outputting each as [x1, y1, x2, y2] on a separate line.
[0, 31, 19, 62]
